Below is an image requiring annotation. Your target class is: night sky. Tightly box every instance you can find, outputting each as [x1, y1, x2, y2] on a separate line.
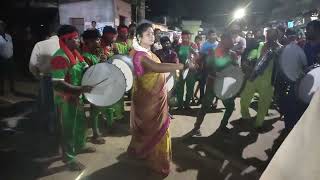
[148, 0, 319, 27]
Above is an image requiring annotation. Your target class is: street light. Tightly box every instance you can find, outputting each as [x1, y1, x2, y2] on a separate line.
[233, 8, 246, 19]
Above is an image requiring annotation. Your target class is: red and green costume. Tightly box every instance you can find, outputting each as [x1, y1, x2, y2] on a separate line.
[82, 52, 116, 127]
[51, 32, 88, 163]
[176, 42, 198, 108]
[111, 40, 132, 120]
[194, 47, 236, 130]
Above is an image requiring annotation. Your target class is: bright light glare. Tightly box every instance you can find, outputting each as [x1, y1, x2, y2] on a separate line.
[234, 8, 245, 19]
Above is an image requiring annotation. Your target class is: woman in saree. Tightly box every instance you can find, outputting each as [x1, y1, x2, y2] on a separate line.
[127, 23, 193, 177]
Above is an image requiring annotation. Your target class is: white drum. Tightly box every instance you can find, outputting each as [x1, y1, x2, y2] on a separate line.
[109, 55, 134, 92]
[279, 43, 308, 82]
[296, 65, 320, 104]
[213, 65, 245, 100]
[111, 59, 133, 92]
[82, 63, 126, 107]
[109, 55, 134, 70]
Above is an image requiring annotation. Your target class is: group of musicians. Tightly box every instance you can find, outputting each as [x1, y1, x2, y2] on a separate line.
[40, 19, 320, 173]
[49, 24, 133, 170]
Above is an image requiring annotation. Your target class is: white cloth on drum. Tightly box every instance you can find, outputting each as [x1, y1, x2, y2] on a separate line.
[260, 90, 320, 180]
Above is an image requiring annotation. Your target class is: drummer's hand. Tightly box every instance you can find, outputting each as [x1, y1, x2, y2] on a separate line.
[80, 85, 94, 93]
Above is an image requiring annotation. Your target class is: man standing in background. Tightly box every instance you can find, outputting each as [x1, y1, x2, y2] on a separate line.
[29, 27, 59, 133]
[231, 29, 246, 66]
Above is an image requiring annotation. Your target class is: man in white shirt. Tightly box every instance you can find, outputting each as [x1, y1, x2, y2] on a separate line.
[29, 32, 59, 134]
[29, 35, 59, 77]
[0, 20, 14, 96]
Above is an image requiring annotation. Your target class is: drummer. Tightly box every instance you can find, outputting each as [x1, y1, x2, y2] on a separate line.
[277, 29, 308, 133]
[175, 30, 199, 110]
[82, 29, 116, 144]
[50, 25, 95, 171]
[101, 26, 118, 59]
[240, 28, 282, 130]
[111, 25, 132, 121]
[115, 24, 132, 55]
[190, 32, 237, 136]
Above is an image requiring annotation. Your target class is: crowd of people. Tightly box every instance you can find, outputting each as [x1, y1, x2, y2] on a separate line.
[0, 17, 318, 177]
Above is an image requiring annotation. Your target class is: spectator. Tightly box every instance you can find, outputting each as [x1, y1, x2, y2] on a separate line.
[231, 29, 247, 66]
[29, 26, 59, 133]
[152, 28, 162, 52]
[304, 20, 320, 66]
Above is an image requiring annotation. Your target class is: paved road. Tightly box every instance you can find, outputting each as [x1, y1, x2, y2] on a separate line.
[1, 96, 284, 180]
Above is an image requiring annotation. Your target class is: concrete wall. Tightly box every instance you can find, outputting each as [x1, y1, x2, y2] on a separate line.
[115, 0, 131, 26]
[181, 20, 202, 41]
[59, 0, 115, 32]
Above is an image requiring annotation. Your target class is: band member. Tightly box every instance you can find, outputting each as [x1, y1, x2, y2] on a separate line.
[112, 25, 132, 121]
[128, 23, 193, 177]
[190, 32, 237, 136]
[276, 29, 308, 134]
[240, 28, 282, 129]
[175, 30, 199, 110]
[82, 29, 116, 144]
[51, 25, 95, 171]
[101, 25, 118, 59]
[115, 24, 132, 55]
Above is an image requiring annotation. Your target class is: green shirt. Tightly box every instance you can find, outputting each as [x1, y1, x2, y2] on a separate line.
[114, 41, 132, 55]
[82, 52, 100, 66]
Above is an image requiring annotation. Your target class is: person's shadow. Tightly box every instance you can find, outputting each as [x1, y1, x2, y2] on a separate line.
[171, 116, 280, 180]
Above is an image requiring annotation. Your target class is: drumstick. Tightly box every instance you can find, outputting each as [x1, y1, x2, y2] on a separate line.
[92, 77, 109, 87]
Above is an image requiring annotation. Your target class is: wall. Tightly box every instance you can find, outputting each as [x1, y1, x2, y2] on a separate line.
[181, 20, 202, 40]
[59, 0, 115, 32]
[115, 0, 131, 26]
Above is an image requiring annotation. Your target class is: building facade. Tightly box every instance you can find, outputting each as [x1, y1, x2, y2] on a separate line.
[59, 0, 131, 33]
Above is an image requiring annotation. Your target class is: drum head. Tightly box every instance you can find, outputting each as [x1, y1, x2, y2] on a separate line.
[82, 63, 126, 107]
[279, 45, 307, 82]
[297, 66, 320, 104]
[112, 59, 134, 91]
[213, 65, 244, 100]
[165, 73, 175, 92]
[109, 55, 134, 70]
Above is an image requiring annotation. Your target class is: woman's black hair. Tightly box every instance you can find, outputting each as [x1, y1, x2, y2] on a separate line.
[136, 23, 153, 39]
[57, 24, 78, 37]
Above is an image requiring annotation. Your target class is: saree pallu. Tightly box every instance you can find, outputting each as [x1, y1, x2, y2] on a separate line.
[127, 50, 172, 176]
